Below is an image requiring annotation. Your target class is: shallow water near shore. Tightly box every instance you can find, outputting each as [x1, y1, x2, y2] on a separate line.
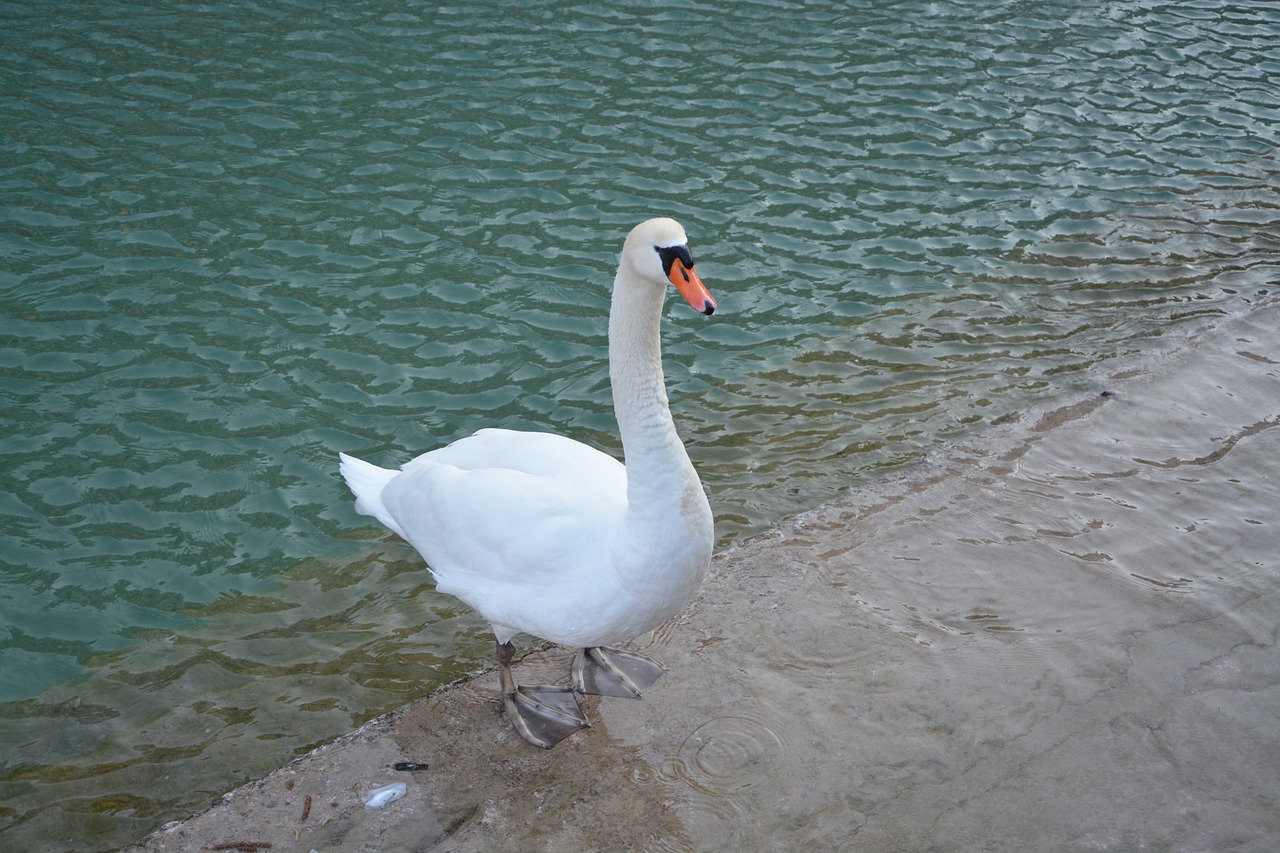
[3, 0, 1279, 849]
[653, 303, 1280, 852]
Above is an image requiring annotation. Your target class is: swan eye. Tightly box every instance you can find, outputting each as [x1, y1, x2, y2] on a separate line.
[655, 244, 694, 277]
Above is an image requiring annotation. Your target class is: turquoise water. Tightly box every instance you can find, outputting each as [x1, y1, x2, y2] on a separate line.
[2, 0, 1277, 848]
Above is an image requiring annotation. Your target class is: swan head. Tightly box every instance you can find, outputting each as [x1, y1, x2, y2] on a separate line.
[622, 218, 716, 316]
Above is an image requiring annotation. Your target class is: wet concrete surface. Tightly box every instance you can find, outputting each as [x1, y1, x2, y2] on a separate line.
[124, 301, 1280, 852]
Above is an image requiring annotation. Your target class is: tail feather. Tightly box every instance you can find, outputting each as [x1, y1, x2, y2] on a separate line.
[338, 452, 406, 539]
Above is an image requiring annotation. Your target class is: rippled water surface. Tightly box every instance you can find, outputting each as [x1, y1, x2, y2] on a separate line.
[2, 0, 1278, 848]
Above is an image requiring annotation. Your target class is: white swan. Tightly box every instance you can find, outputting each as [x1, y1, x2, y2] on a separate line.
[339, 217, 716, 748]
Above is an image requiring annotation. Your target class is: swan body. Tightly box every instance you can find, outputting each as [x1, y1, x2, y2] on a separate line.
[339, 217, 716, 747]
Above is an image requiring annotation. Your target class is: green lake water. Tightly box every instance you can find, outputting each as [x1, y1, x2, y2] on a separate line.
[2, 0, 1278, 848]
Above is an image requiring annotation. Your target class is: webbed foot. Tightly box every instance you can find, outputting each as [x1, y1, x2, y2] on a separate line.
[503, 685, 589, 749]
[572, 645, 666, 698]
[497, 640, 589, 749]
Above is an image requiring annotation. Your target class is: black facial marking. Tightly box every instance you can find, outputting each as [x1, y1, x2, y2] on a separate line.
[655, 244, 694, 278]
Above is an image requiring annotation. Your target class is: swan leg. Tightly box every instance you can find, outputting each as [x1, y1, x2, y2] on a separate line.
[497, 641, 589, 749]
[571, 646, 666, 699]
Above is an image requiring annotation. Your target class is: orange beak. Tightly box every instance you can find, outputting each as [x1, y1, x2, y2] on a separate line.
[667, 257, 716, 316]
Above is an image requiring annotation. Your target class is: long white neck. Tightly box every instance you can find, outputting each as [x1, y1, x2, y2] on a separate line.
[610, 267, 692, 505]
[607, 265, 713, 591]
